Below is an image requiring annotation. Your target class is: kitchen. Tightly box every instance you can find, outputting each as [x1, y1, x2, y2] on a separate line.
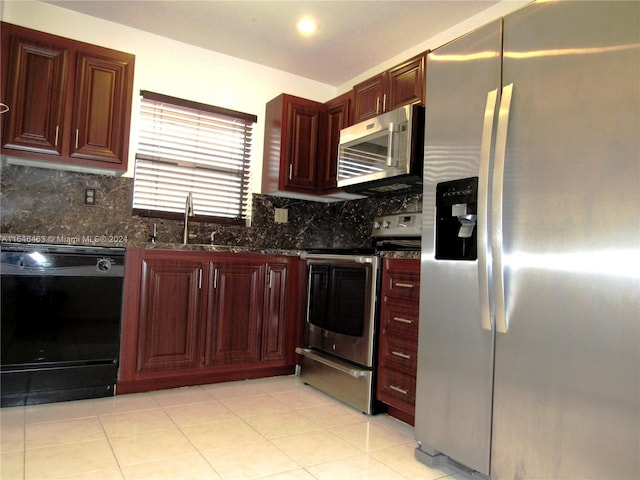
[3, 0, 640, 480]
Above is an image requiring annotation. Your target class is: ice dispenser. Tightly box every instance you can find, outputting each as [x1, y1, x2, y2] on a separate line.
[435, 177, 478, 260]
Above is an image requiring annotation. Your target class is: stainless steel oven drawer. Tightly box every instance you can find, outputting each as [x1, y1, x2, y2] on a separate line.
[296, 347, 374, 414]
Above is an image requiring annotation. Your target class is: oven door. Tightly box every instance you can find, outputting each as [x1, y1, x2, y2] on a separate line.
[302, 254, 379, 368]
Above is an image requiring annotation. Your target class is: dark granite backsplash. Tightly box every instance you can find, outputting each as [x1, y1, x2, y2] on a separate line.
[0, 164, 421, 250]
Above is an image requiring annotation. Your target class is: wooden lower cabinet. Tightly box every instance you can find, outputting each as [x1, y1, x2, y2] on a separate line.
[376, 257, 420, 425]
[136, 258, 204, 373]
[118, 249, 303, 394]
[205, 261, 264, 365]
[261, 262, 290, 361]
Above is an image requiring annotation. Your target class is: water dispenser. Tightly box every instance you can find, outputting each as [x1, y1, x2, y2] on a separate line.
[435, 177, 478, 260]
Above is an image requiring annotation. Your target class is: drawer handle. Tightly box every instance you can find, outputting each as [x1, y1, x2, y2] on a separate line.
[395, 282, 414, 288]
[392, 316, 413, 324]
[390, 385, 409, 395]
[391, 351, 411, 359]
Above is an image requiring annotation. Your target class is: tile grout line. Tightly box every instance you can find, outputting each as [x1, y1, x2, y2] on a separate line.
[22, 405, 27, 480]
[96, 406, 126, 479]
[9, 378, 448, 480]
[157, 388, 227, 479]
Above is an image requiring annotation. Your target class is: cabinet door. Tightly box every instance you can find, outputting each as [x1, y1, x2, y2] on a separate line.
[70, 50, 132, 165]
[136, 259, 204, 373]
[206, 262, 264, 365]
[353, 73, 385, 123]
[2, 33, 68, 155]
[322, 92, 352, 191]
[261, 263, 288, 361]
[387, 53, 426, 111]
[284, 100, 322, 190]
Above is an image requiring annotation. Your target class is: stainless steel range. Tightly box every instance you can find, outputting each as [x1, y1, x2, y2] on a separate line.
[296, 212, 421, 413]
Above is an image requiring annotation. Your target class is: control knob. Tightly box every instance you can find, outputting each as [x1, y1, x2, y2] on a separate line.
[96, 258, 112, 272]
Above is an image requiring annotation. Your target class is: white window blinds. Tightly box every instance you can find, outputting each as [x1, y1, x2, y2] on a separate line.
[133, 91, 256, 223]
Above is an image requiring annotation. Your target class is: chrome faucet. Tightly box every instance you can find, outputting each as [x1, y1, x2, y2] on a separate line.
[183, 192, 194, 245]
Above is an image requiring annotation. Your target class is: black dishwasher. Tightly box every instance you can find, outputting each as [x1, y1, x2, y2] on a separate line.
[1, 243, 125, 406]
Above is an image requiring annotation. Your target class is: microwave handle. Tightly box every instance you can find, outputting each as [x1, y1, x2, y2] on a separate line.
[386, 122, 396, 167]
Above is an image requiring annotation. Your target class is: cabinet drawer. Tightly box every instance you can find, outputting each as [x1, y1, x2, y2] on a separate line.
[379, 334, 417, 373]
[385, 271, 419, 301]
[377, 369, 416, 407]
[382, 301, 419, 337]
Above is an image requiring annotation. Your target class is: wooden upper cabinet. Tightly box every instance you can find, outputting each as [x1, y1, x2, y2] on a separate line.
[1, 34, 69, 156]
[353, 51, 427, 123]
[262, 94, 325, 196]
[353, 73, 385, 122]
[0, 22, 134, 173]
[286, 100, 323, 190]
[70, 50, 132, 164]
[322, 91, 352, 191]
[387, 54, 426, 111]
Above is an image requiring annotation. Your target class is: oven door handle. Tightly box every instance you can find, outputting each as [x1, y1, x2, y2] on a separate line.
[295, 347, 369, 378]
[300, 253, 375, 264]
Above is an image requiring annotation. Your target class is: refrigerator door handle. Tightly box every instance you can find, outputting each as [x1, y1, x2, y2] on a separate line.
[478, 88, 499, 331]
[492, 83, 514, 334]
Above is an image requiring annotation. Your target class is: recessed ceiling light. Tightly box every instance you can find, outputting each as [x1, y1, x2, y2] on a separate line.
[297, 17, 316, 36]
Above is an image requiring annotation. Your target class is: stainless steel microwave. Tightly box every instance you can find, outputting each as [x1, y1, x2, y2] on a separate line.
[337, 104, 425, 196]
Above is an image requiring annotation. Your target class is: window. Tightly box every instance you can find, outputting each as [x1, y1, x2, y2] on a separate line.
[133, 91, 257, 225]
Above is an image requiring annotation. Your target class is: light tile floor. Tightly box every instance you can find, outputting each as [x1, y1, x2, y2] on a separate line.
[0, 375, 466, 480]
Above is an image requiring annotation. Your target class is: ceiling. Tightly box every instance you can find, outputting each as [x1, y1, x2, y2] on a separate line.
[43, 0, 500, 86]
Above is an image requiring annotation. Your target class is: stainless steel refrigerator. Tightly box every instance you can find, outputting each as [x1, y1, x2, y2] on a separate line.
[415, 1, 639, 479]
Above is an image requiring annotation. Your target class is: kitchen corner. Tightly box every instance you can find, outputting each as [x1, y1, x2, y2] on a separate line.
[1, 160, 422, 405]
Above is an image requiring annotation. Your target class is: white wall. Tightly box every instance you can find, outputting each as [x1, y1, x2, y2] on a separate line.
[1, 0, 337, 191]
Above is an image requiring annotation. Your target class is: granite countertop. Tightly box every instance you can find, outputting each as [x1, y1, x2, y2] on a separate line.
[0, 235, 302, 256]
[130, 241, 303, 256]
[137, 243, 420, 259]
[1, 235, 419, 259]
[379, 250, 420, 260]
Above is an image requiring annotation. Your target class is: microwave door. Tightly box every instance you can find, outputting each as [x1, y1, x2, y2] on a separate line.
[337, 125, 401, 187]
